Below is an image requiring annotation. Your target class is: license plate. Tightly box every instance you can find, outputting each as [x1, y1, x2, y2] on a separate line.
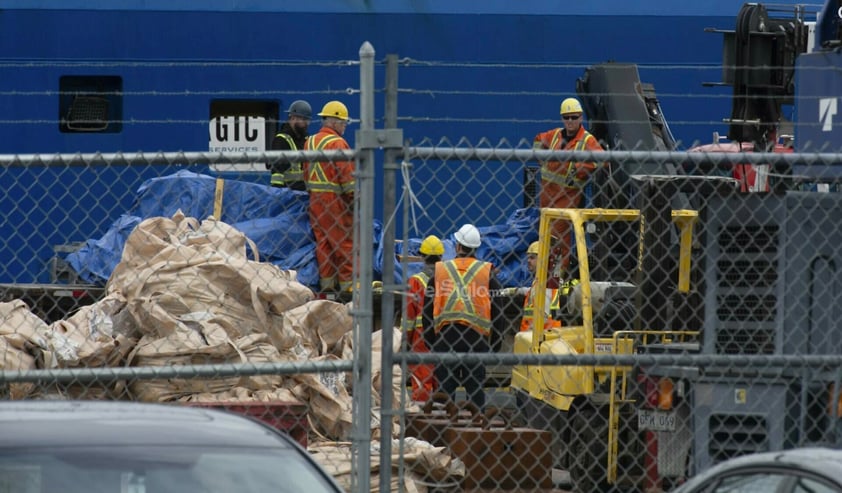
[637, 409, 676, 432]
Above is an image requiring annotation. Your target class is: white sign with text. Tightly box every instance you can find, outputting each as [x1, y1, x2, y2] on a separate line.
[208, 116, 266, 172]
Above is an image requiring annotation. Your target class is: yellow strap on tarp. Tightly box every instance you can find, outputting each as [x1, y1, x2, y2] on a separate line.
[214, 177, 224, 219]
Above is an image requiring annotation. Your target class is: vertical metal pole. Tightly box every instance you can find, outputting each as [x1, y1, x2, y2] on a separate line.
[352, 40, 375, 493]
[831, 367, 842, 442]
[798, 367, 809, 445]
[398, 86, 413, 493]
[379, 53, 399, 493]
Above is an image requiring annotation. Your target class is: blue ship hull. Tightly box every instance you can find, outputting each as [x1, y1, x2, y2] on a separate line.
[0, 0, 795, 282]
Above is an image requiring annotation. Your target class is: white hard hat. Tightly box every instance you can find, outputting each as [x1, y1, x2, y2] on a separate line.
[454, 224, 481, 249]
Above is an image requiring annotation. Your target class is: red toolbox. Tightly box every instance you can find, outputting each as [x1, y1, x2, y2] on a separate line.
[187, 401, 309, 448]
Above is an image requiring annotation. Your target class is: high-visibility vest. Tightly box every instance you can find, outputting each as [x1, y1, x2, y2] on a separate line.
[270, 133, 304, 187]
[304, 133, 346, 194]
[560, 278, 580, 296]
[540, 129, 596, 188]
[432, 258, 492, 337]
[520, 278, 580, 332]
[408, 271, 430, 332]
[521, 287, 560, 332]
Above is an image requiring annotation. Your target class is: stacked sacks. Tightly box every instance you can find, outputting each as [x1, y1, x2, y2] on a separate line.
[0, 298, 135, 399]
[105, 211, 313, 402]
[0, 301, 42, 399]
[103, 210, 357, 441]
[2, 209, 462, 487]
[5, 210, 408, 447]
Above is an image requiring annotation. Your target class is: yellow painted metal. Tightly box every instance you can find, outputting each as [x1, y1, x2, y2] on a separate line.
[510, 331, 532, 390]
[528, 207, 697, 359]
[214, 177, 225, 220]
[673, 211, 698, 293]
[513, 207, 701, 486]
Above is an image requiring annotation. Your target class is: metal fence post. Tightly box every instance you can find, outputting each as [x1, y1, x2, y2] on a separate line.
[378, 53, 400, 492]
[351, 40, 376, 493]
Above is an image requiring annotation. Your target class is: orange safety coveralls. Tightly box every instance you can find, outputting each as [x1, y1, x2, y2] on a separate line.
[304, 128, 355, 292]
[533, 125, 603, 271]
[404, 269, 437, 402]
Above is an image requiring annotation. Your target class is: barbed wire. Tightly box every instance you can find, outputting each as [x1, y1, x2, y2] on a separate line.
[397, 59, 726, 70]
[0, 60, 360, 68]
[0, 89, 362, 97]
[394, 116, 742, 126]
[4, 57, 832, 72]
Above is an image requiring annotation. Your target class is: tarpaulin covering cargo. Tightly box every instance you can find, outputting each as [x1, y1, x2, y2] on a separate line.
[68, 171, 538, 289]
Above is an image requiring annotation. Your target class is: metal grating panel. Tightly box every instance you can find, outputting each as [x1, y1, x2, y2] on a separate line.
[65, 95, 109, 131]
[708, 414, 768, 464]
[714, 223, 779, 354]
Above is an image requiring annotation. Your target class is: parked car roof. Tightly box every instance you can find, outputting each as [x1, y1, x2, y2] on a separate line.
[673, 447, 842, 493]
[0, 400, 287, 448]
[0, 400, 344, 493]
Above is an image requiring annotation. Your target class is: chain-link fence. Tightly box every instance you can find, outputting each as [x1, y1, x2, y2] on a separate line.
[3, 40, 842, 493]
[395, 144, 842, 492]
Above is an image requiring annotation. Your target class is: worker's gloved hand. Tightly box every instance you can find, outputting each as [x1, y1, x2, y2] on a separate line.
[499, 287, 519, 297]
[574, 162, 595, 180]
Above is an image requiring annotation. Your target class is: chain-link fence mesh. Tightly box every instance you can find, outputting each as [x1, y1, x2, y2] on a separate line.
[394, 144, 842, 492]
[388, 42, 842, 491]
[4, 36, 842, 493]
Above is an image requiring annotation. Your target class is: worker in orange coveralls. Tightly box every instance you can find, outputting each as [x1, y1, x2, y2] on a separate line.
[402, 235, 444, 402]
[533, 97, 604, 281]
[303, 100, 355, 293]
[519, 241, 580, 332]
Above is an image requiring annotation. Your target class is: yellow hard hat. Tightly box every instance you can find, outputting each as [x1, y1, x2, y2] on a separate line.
[419, 235, 445, 256]
[317, 101, 350, 121]
[527, 241, 540, 255]
[560, 97, 583, 115]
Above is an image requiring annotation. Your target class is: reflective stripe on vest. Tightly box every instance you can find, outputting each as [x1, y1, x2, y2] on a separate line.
[271, 133, 302, 186]
[521, 287, 561, 332]
[540, 130, 595, 188]
[520, 278, 580, 332]
[433, 258, 492, 337]
[560, 278, 580, 296]
[304, 134, 343, 193]
[409, 271, 430, 331]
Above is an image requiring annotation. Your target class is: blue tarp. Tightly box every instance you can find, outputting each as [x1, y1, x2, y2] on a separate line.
[376, 207, 539, 288]
[69, 171, 538, 289]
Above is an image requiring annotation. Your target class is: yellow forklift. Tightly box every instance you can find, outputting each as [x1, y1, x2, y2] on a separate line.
[510, 203, 702, 492]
